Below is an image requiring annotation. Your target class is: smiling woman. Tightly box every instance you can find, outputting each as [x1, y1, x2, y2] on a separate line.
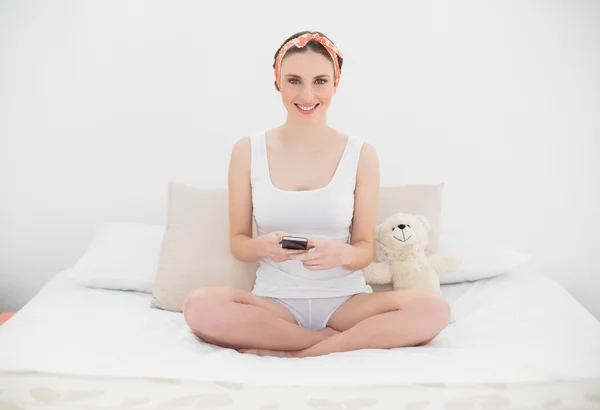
[273, 31, 344, 120]
[181, 30, 451, 358]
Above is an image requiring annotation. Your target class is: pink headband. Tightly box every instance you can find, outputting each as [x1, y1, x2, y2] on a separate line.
[274, 33, 344, 90]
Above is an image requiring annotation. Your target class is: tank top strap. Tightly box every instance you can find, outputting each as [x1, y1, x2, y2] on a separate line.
[249, 132, 269, 187]
[336, 135, 364, 191]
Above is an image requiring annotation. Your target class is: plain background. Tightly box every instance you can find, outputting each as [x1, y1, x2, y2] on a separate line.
[1, 0, 598, 319]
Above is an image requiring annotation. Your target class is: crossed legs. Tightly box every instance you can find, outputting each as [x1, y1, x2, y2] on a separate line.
[182, 287, 450, 358]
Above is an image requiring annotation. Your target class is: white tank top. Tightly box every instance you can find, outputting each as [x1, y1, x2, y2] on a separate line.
[249, 131, 373, 299]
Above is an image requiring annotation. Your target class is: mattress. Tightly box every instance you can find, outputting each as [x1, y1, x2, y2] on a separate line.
[2, 266, 600, 409]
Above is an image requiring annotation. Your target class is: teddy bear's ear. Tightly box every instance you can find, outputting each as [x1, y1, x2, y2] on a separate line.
[416, 215, 432, 232]
[374, 223, 382, 238]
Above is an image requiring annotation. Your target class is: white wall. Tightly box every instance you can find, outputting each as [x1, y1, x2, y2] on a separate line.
[1, 1, 599, 318]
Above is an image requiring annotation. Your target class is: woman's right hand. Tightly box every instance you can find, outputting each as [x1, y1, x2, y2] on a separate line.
[257, 231, 306, 262]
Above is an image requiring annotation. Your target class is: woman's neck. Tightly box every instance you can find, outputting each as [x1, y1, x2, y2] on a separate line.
[279, 119, 331, 143]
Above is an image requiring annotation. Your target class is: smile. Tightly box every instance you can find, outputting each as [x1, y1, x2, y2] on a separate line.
[393, 234, 412, 242]
[294, 103, 319, 114]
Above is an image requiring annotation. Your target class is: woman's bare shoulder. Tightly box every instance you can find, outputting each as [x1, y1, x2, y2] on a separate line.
[356, 140, 379, 180]
[233, 135, 251, 149]
[229, 136, 252, 170]
[359, 140, 378, 158]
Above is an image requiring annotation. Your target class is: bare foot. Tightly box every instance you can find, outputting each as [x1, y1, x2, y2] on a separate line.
[318, 327, 341, 338]
[238, 348, 296, 358]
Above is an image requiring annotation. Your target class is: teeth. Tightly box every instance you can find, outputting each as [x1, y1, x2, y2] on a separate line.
[297, 104, 317, 111]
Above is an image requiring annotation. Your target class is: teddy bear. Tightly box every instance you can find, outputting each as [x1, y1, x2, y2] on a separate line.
[363, 213, 460, 295]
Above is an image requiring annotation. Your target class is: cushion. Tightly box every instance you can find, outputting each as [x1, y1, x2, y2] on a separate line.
[71, 222, 165, 293]
[151, 182, 445, 312]
[150, 183, 258, 312]
[436, 233, 531, 284]
[377, 183, 445, 253]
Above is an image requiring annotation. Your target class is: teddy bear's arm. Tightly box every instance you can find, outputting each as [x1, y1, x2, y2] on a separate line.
[428, 252, 461, 275]
[362, 262, 392, 285]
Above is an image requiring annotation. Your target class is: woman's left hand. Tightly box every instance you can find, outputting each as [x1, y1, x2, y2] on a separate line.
[288, 238, 352, 270]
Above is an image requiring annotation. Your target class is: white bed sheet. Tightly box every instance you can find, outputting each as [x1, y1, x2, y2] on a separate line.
[1, 265, 600, 387]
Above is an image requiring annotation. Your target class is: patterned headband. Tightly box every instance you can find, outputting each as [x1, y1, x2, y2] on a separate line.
[274, 32, 344, 91]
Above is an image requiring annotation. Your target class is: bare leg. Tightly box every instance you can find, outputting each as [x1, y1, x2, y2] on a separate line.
[243, 290, 450, 358]
[318, 327, 341, 337]
[239, 327, 341, 357]
[182, 287, 331, 351]
[297, 290, 450, 357]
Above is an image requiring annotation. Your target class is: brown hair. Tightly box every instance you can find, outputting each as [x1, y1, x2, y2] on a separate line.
[272, 31, 344, 91]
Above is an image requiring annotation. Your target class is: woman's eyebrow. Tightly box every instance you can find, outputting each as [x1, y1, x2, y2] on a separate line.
[284, 74, 331, 79]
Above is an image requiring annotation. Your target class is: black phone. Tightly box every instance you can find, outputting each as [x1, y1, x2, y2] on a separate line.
[280, 236, 309, 250]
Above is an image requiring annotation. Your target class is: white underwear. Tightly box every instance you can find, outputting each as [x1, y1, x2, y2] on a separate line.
[273, 296, 352, 331]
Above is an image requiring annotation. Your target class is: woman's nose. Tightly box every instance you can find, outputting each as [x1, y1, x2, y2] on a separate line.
[299, 84, 315, 101]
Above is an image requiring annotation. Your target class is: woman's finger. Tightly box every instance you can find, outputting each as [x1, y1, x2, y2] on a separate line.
[289, 251, 320, 261]
[302, 256, 325, 266]
[283, 249, 307, 255]
[272, 231, 287, 243]
[307, 238, 324, 249]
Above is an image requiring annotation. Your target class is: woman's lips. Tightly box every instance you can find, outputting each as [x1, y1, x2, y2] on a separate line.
[294, 103, 319, 114]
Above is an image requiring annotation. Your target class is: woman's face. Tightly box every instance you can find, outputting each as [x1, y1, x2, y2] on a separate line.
[279, 50, 335, 122]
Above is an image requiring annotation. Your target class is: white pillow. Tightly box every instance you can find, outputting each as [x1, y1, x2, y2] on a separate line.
[71, 222, 165, 293]
[436, 233, 531, 284]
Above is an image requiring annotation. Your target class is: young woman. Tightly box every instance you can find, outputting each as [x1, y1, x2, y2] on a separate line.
[182, 31, 450, 358]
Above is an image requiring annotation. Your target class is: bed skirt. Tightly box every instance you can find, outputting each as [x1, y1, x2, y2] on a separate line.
[2, 370, 600, 409]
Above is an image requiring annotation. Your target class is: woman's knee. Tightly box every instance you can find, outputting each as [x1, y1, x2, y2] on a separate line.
[401, 291, 451, 334]
[182, 286, 238, 336]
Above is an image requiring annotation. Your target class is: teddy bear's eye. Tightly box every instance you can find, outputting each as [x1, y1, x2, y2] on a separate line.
[407, 224, 411, 228]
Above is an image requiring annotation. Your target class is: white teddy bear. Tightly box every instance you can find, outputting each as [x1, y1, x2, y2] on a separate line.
[363, 213, 460, 294]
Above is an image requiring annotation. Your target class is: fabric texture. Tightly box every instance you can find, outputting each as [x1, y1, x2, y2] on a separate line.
[3, 371, 600, 410]
[435, 233, 532, 284]
[150, 183, 258, 312]
[71, 222, 165, 293]
[273, 295, 352, 331]
[375, 240, 422, 263]
[5, 268, 600, 386]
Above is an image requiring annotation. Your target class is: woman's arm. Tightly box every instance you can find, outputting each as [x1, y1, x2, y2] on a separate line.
[227, 137, 304, 263]
[343, 142, 380, 270]
[228, 136, 265, 262]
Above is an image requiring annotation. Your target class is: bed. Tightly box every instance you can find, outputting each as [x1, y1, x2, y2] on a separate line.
[2, 263, 600, 409]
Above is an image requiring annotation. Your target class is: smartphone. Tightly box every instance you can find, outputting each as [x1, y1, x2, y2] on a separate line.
[280, 235, 309, 251]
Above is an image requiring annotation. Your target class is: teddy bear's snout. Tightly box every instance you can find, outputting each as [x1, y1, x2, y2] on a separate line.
[391, 224, 416, 244]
